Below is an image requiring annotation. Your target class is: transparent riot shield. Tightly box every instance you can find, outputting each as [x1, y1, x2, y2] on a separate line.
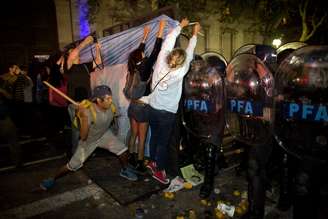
[183, 54, 226, 146]
[233, 44, 277, 73]
[274, 45, 328, 162]
[226, 54, 275, 146]
[277, 41, 307, 65]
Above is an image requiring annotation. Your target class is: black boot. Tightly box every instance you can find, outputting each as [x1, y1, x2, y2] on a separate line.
[293, 170, 312, 219]
[199, 143, 217, 199]
[244, 158, 265, 219]
[277, 153, 292, 211]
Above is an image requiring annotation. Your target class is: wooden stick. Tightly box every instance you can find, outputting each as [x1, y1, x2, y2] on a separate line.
[188, 22, 204, 37]
[43, 81, 79, 106]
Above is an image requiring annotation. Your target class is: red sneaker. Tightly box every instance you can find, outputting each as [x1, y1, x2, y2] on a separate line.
[152, 170, 170, 184]
[146, 161, 157, 174]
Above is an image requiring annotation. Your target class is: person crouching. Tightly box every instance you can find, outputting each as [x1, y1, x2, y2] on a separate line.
[40, 85, 137, 190]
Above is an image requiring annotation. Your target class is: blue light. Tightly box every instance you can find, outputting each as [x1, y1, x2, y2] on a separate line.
[79, 0, 90, 38]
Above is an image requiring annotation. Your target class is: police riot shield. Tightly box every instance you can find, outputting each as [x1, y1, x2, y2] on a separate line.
[277, 42, 307, 65]
[226, 54, 275, 146]
[183, 54, 226, 146]
[233, 44, 277, 72]
[274, 45, 328, 162]
[201, 51, 227, 77]
[277, 42, 307, 55]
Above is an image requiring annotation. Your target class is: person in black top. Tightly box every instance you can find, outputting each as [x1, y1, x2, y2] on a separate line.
[61, 35, 102, 101]
[126, 20, 166, 174]
[58, 36, 102, 155]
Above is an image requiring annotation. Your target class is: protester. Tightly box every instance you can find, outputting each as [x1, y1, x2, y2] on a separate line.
[48, 55, 69, 134]
[140, 18, 201, 184]
[63, 35, 102, 101]
[125, 20, 166, 174]
[61, 35, 102, 154]
[0, 66, 21, 167]
[40, 85, 138, 190]
[1, 64, 31, 133]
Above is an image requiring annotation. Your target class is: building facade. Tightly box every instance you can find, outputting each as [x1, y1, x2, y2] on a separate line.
[0, 0, 266, 73]
[54, 0, 265, 61]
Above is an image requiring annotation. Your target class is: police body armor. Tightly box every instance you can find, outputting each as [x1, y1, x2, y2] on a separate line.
[182, 54, 226, 198]
[274, 46, 328, 219]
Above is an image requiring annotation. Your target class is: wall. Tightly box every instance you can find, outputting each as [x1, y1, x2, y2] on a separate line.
[0, 0, 58, 72]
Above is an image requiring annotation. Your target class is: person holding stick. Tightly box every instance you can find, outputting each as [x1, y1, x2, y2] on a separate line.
[40, 85, 138, 190]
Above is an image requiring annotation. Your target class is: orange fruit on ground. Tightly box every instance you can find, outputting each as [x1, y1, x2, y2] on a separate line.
[164, 192, 174, 200]
[235, 207, 243, 215]
[215, 210, 225, 219]
[184, 182, 193, 189]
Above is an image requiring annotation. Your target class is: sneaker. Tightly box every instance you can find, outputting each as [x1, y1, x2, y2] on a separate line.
[152, 170, 170, 185]
[120, 167, 138, 181]
[146, 161, 157, 175]
[40, 178, 55, 190]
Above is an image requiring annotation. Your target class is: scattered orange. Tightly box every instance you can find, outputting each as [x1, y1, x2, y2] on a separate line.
[164, 192, 175, 200]
[183, 182, 193, 189]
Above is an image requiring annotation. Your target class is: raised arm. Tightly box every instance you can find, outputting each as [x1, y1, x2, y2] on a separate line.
[149, 19, 166, 59]
[141, 20, 166, 80]
[157, 19, 166, 39]
[141, 25, 151, 44]
[92, 42, 103, 69]
[67, 36, 94, 70]
[136, 25, 151, 52]
[161, 18, 189, 54]
[185, 22, 201, 65]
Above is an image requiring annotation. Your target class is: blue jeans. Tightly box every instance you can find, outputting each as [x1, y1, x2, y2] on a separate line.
[148, 106, 176, 171]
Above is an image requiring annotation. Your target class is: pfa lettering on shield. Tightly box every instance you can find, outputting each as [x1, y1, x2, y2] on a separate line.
[229, 99, 264, 116]
[184, 99, 213, 113]
[283, 102, 328, 122]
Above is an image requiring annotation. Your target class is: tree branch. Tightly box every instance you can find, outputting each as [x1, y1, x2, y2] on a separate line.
[313, 13, 327, 29]
[298, 3, 304, 17]
[304, 13, 328, 41]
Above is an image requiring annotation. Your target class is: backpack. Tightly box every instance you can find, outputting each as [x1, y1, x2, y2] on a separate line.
[123, 69, 147, 100]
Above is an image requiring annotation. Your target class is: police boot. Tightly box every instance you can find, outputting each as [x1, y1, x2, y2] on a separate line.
[277, 153, 292, 211]
[242, 159, 265, 219]
[293, 171, 312, 219]
[241, 192, 264, 219]
[199, 144, 217, 199]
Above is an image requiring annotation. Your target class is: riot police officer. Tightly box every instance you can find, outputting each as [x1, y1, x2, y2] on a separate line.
[274, 45, 328, 219]
[183, 54, 226, 198]
[275, 41, 307, 211]
[226, 53, 275, 219]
